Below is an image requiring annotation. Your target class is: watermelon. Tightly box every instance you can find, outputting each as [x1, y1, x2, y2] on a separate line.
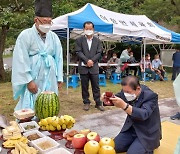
[35, 91, 60, 120]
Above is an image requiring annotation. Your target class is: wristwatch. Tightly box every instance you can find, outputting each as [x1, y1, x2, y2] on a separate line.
[123, 103, 129, 111]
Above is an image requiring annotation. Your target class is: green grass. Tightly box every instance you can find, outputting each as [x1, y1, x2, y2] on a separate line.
[0, 73, 175, 121]
[3, 53, 13, 58]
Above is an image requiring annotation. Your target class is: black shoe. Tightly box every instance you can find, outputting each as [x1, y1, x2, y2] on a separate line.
[170, 112, 180, 120]
[83, 104, 90, 111]
[95, 105, 105, 111]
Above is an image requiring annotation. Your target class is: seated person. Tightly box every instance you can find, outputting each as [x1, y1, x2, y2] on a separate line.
[101, 53, 108, 63]
[152, 54, 165, 81]
[140, 54, 155, 81]
[99, 53, 108, 74]
[119, 47, 131, 76]
[106, 53, 120, 78]
[120, 46, 131, 63]
[127, 51, 137, 63]
[127, 51, 138, 76]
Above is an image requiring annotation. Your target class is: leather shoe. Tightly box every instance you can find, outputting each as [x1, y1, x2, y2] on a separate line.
[95, 105, 105, 111]
[83, 104, 90, 111]
[170, 112, 180, 120]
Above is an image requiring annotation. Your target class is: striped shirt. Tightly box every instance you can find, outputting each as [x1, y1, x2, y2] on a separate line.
[140, 59, 151, 69]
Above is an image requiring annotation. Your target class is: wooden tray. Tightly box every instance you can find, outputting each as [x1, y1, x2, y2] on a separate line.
[0, 135, 3, 140]
[74, 149, 85, 154]
[65, 140, 73, 149]
[18, 116, 34, 123]
[48, 129, 66, 140]
[7, 149, 13, 154]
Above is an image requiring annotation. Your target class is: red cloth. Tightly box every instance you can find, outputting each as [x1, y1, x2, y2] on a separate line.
[121, 63, 129, 71]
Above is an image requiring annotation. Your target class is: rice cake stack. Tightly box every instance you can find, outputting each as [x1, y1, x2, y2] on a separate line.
[13, 109, 35, 120]
[2, 121, 21, 140]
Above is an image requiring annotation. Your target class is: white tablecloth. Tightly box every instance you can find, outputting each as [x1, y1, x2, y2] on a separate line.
[69, 63, 119, 67]
[69, 63, 139, 67]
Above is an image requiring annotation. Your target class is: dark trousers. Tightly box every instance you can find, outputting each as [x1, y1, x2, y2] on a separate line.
[128, 66, 138, 76]
[172, 66, 180, 80]
[142, 68, 155, 80]
[80, 73, 101, 105]
[154, 69, 165, 80]
[114, 127, 153, 154]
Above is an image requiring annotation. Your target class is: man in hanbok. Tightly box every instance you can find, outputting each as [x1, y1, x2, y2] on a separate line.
[12, 0, 63, 111]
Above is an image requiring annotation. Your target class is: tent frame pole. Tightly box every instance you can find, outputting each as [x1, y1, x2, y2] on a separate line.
[66, 28, 70, 94]
[143, 38, 146, 83]
[141, 44, 143, 60]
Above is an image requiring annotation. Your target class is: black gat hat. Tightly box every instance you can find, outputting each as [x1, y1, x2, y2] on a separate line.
[35, 0, 52, 17]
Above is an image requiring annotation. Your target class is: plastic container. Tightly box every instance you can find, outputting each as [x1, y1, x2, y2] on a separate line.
[14, 109, 35, 120]
[31, 136, 60, 154]
[19, 121, 40, 132]
[47, 148, 72, 154]
[23, 130, 45, 142]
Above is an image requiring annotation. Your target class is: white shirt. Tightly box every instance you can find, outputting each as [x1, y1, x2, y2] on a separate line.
[120, 49, 130, 62]
[86, 36, 93, 50]
[152, 59, 162, 69]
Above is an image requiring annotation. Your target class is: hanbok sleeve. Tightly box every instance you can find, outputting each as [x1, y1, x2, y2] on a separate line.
[54, 34, 63, 82]
[12, 31, 33, 100]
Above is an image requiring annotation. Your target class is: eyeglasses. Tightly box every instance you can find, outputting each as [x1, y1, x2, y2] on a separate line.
[37, 17, 53, 25]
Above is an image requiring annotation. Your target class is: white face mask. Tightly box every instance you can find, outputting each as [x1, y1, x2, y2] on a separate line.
[39, 24, 51, 33]
[84, 30, 94, 36]
[148, 57, 150, 60]
[113, 56, 117, 59]
[155, 58, 159, 61]
[124, 92, 136, 102]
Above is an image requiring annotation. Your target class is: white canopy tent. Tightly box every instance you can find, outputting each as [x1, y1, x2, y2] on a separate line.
[51, 3, 179, 88]
[51, 3, 172, 44]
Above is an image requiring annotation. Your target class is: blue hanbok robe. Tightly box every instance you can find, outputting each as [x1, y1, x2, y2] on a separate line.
[12, 25, 63, 111]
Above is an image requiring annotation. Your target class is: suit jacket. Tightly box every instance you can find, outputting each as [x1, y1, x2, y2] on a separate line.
[75, 36, 102, 74]
[116, 85, 162, 151]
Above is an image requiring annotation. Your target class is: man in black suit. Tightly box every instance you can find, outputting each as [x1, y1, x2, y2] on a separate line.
[75, 21, 104, 111]
[101, 76, 161, 154]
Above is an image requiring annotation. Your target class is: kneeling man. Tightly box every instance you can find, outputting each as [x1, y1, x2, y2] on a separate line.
[102, 76, 161, 154]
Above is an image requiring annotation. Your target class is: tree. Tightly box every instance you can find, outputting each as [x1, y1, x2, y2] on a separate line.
[0, 0, 34, 81]
[0, 9, 12, 81]
[102, 41, 116, 56]
[132, 0, 180, 30]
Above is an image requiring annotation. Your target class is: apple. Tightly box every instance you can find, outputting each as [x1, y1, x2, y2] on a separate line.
[84, 140, 100, 154]
[79, 129, 91, 136]
[98, 145, 116, 154]
[72, 134, 87, 149]
[99, 137, 115, 148]
[87, 132, 100, 142]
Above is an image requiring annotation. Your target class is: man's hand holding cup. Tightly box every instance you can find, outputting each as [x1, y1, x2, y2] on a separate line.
[101, 92, 115, 106]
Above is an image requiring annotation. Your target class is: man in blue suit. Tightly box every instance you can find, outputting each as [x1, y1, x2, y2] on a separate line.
[102, 76, 161, 154]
